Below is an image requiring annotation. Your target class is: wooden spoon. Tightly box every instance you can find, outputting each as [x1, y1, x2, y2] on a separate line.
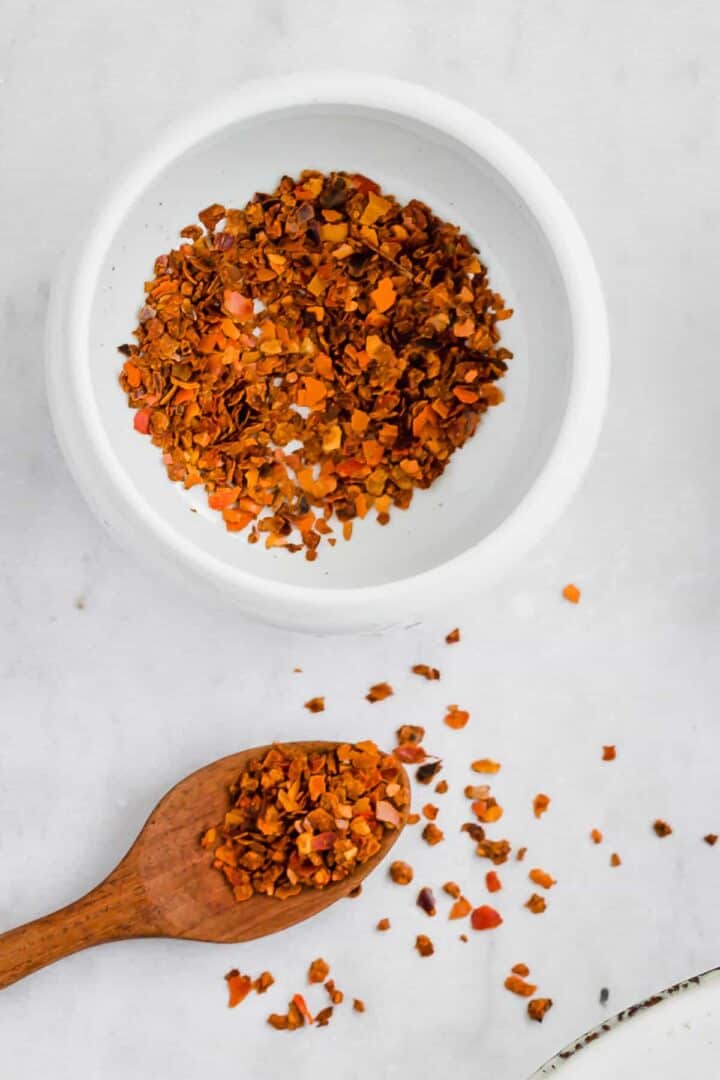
[0, 742, 408, 991]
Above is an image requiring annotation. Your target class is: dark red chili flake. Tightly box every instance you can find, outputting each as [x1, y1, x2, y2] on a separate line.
[417, 887, 437, 916]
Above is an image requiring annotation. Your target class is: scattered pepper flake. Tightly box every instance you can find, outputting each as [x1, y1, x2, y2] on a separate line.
[366, 682, 394, 703]
[505, 975, 537, 997]
[590, 829, 603, 844]
[304, 696, 325, 713]
[417, 887, 437, 916]
[292, 993, 314, 1025]
[445, 628, 461, 644]
[471, 759, 500, 774]
[450, 896, 472, 919]
[376, 917, 391, 931]
[443, 882, 461, 898]
[533, 793, 550, 819]
[653, 819, 673, 838]
[325, 979, 344, 1006]
[253, 971, 275, 994]
[415, 934, 435, 957]
[529, 868, 556, 890]
[528, 998, 553, 1022]
[444, 705, 470, 730]
[308, 958, 330, 984]
[390, 860, 414, 885]
[602, 745, 616, 761]
[435, 779, 449, 794]
[225, 969, 253, 1008]
[422, 823, 445, 846]
[406, 813, 421, 825]
[459, 934, 468, 943]
[396, 724, 425, 745]
[486, 870, 502, 893]
[516, 846, 527, 862]
[315, 1006, 334, 1027]
[512, 963, 530, 977]
[525, 894, 546, 914]
[475, 838, 511, 864]
[412, 664, 440, 681]
[422, 803, 439, 821]
[471, 905, 503, 930]
[416, 760, 443, 784]
[610, 853, 622, 867]
[704, 834, 718, 846]
[562, 584, 581, 604]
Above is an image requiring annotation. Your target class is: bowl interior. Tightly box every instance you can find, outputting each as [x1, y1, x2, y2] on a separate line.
[88, 103, 572, 589]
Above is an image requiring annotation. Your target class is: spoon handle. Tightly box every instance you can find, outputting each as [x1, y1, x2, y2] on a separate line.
[0, 869, 153, 990]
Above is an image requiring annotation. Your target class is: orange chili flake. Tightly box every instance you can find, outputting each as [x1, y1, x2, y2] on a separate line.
[525, 894, 546, 914]
[590, 829, 603, 844]
[533, 793, 551, 819]
[512, 963, 530, 977]
[366, 682, 394, 703]
[435, 779, 449, 794]
[225, 969, 253, 1008]
[204, 741, 407, 902]
[376, 917, 391, 931]
[422, 823, 445, 846]
[472, 798, 503, 823]
[390, 860, 414, 885]
[445, 628, 461, 644]
[396, 724, 425, 745]
[449, 897, 472, 919]
[459, 934, 468, 943]
[406, 813, 421, 825]
[267, 1013, 290, 1031]
[415, 934, 435, 957]
[471, 759, 500, 774]
[120, 173, 512, 558]
[562, 583, 581, 604]
[292, 993, 315, 1025]
[412, 664, 440, 681]
[704, 834, 718, 846]
[471, 905, 503, 931]
[486, 870, 502, 893]
[504, 975, 537, 997]
[353, 998, 366, 1013]
[443, 881, 461, 898]
[528, 998, 553, 1022]
[308, 958, 330, 984]
[422, 803, 439, 820]
[602, 745, 616, 761]
[610, 852, 622, 867]
[304, 696, 325, 713]
[516, 846, 528, 862]
[653, 819, 673, 838]
[475, 838, 511, 864]
[528, 868, 556, 890]
[253, 971, 275, 994]
[444, 705, 469, 730]
[315, 1006, 334, 1027]
[325, 979, 344, 1006]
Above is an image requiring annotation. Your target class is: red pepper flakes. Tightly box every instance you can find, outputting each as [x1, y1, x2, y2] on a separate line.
[443, 881, 461, 898]
[471, 796, 503, 824]
[529, 868, 556, 890]
[325, 979, 344, 1006]
[505, 975, 537, 997]
[528, 998, 553, 1022]
[366, 682, 394, 703]
[416, 760, 443, 784]
[512, 963, 530, 977]
[204, 741, 407, 902]
[394, 744, 428, 764]
[422, 823, 445, 846]
[590, 829, 603, 844]
[353, 998, 366, 1013]
[292, 993, 315, 1025]
[121, 173, 512, 559]
[471, 905, 503, 931]
[533, 793, 551, 819]
[486, 870, 502, 893]
[254, 971, 275, 994]
[390, 860, 414, 885]
[308, 958, 330, 984]
[412, 664, 440, 681]
[602, 745, 616, 761]
[406, 813, 421, 825]
[465, 784, 489, 799]
[475, 838, 511, 865]
[610, 852, 622, 867]
[525, 894, 546, 914]
[304, 696, 325, 713]
[562, 584, 581, 604]
[516, 846, 528, 862]
[459, 934, 468, 943]
[415, 934, 435, 957]
[417, 887, 437, 916]
[445, 628, 461, 645]
[435, 779, 449, 794]
[653, 819, 673, 838]
[449, 897, 472, 919]
[225, 969, 253, 1007]
[316, 1006, 334, 1027]
[376, 917, 391, 931]
[704, 834, 718, 846]
[444, 705, 470, 730]
[396, 724, 425, 745]
[422, 803, 439, 821]
[461, 822, 486, 843]
[472, 759, 500, 774]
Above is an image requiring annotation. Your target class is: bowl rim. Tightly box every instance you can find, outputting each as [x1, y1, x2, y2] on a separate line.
[47, 72, 609, 628]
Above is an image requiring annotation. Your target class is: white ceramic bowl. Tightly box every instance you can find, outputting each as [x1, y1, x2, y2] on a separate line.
[46, 74, 609, 634]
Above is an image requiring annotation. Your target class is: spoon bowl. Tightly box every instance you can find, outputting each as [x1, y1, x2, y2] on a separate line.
[0, 742, 409, 990]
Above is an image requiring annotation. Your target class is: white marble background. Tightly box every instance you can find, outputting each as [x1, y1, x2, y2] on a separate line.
[1, 2, 719, 1078]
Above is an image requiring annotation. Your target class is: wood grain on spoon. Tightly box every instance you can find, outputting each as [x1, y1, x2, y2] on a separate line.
[0, 741, 409, 991]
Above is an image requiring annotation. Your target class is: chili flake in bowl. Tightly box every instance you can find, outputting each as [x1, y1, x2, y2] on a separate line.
[46, 74, 609, 632]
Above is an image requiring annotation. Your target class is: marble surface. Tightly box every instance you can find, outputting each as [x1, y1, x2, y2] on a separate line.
[1, 1, 719, 1078]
